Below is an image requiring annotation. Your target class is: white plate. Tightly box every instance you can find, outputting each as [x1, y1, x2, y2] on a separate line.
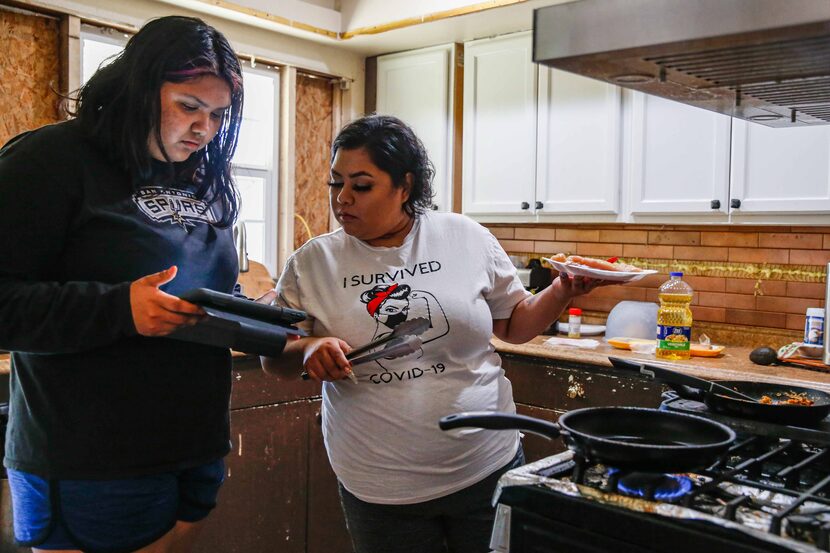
[556, 322, 606, 336]
[542, 257, 657, 283]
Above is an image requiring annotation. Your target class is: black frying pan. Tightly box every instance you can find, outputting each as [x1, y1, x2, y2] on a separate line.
[609, 357, 830, 426]
[439, 407, 735, 473]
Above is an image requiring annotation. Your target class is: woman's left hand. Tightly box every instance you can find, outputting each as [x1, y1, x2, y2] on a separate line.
[556, 273, 611, 298]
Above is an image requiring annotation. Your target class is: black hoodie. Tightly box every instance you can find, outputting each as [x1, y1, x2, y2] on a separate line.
[0, 119, 238, 478]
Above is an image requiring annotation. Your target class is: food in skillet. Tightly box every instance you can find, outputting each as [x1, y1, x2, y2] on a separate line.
[758, 392, 815, 406]
[548, 253, 643, 273]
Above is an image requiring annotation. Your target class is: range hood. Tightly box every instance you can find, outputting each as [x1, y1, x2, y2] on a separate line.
[533, 0, 830, 127]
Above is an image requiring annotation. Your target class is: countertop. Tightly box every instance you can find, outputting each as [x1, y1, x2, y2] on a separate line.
[492, 336, 830, 393]
[4, 339, 829, 394]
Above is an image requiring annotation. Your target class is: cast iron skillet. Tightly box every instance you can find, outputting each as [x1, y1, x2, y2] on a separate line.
[609, 357, 830, 426]
[439, 407, 735, 473]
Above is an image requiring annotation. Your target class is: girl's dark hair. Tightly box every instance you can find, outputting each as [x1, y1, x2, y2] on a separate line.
[331, 115, 435, 217]
[73, 16, 243, 227]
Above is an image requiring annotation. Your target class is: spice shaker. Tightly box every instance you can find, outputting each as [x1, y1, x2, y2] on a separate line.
[568, 307, 582, 338]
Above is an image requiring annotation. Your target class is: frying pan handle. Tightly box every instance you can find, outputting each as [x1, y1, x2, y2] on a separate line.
[665, 383, 707, 402]
[439, 411, 562, 440]
[610, 356, 705, 400]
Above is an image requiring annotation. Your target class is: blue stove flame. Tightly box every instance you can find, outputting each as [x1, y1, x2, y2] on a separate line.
[610, 469, 693, 501]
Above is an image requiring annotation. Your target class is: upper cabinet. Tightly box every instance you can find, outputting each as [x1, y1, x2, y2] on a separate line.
[625, 92, 732, 221]
[535, 67, 622, 217]
[374, 33, 830, 226]
[461, 32, 622, 221]
[462, 32, 537, 218]
[376, 44, 456, 212]
[730, 121, 830, 220]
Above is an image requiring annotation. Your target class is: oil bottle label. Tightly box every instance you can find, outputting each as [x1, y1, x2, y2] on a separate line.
[657, 325, 691, 351]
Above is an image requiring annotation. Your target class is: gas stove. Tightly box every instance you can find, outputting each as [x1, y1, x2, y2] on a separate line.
[491, 396, 830, 553]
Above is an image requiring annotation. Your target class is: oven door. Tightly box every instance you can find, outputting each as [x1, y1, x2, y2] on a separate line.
[496, 486, 801, 553]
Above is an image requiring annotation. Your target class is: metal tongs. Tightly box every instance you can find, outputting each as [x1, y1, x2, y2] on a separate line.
[302, 317, 430, 383]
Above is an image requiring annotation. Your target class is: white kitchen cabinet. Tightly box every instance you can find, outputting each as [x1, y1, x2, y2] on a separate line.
[730, 120, 830, 219]
[535, 67, 622, 216]
[462, 32, 537, 218]
[625, 91, 732, 220]
[376, 44, 455, 212]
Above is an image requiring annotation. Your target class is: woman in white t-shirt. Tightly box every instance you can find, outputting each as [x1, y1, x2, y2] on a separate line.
[262, 115, 607, 553]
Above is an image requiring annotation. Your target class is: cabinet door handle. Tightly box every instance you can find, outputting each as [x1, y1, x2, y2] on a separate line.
[710, 199, 721, 209]
[730, 198, 741, 209]
[535, 201, 544, 210]
[520, 201, 530, 210]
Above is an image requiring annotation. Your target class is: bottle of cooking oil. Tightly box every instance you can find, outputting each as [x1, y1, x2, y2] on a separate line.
[656, 272, 693, 360]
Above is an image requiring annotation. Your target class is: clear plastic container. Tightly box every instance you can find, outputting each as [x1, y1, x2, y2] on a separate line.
[656, 272, 693, 360]
[568, 307, 582, 338]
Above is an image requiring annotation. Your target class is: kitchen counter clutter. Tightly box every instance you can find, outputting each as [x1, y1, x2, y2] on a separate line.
[492, 335, 830, 393]
[3, 338, 829, 390]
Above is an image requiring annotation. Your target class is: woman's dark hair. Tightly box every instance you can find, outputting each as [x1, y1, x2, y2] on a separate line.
[331, 115, 435, 217]
[73, 16, 243, 226]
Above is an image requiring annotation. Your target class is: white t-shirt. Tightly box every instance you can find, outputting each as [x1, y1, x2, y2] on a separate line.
[274, 212, 530, 504]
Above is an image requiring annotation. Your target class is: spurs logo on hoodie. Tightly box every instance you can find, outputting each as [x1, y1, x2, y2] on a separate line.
[133, 187, 215, 229]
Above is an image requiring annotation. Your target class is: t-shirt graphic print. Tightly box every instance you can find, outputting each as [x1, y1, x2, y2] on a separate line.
[358, 282, 450, 375]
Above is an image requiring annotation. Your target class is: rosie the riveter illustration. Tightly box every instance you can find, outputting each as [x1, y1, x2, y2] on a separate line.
[360, 283, 449, 367]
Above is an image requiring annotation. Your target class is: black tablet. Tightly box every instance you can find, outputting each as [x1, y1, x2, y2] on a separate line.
[179, 288, 306, 326]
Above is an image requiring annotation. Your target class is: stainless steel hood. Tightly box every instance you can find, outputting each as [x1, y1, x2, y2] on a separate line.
[533, 0, 830, 127]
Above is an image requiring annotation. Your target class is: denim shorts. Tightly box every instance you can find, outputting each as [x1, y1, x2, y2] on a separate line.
[339, 446, 525, 553]
[7, 458, 225, 553]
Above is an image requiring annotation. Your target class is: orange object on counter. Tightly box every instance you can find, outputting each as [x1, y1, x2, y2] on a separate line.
[607, 337, 725, 357]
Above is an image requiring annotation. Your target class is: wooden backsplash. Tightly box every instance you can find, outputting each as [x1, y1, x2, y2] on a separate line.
[486, 223, 829, 342]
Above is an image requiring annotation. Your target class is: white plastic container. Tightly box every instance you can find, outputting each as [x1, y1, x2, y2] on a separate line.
[805, 307, 824, 346]
[605, 301, 659, 340]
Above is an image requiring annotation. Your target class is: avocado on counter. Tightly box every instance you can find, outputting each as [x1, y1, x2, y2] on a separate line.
[749, 346, 779, 366]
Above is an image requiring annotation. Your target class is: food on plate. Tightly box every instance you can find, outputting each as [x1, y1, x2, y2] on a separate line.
[549, 254, 643, 273]
[759, 392, 814, 406]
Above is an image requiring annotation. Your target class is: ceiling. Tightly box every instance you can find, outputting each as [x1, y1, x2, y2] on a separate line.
[154, 0, 572, 56]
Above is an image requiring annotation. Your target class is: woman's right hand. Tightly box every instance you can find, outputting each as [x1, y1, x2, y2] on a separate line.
[130, 266, 205, 336]
[303, 337, 353, 381]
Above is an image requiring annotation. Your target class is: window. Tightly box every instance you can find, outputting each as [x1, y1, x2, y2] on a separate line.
[233, 67, 280, 275]
[80, 25, 127, 85]
[79, 28, 281, 275]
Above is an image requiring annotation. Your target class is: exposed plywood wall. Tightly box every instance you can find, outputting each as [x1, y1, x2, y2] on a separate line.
[294, 74, 334, 249]
[0, 9, 61, 147]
